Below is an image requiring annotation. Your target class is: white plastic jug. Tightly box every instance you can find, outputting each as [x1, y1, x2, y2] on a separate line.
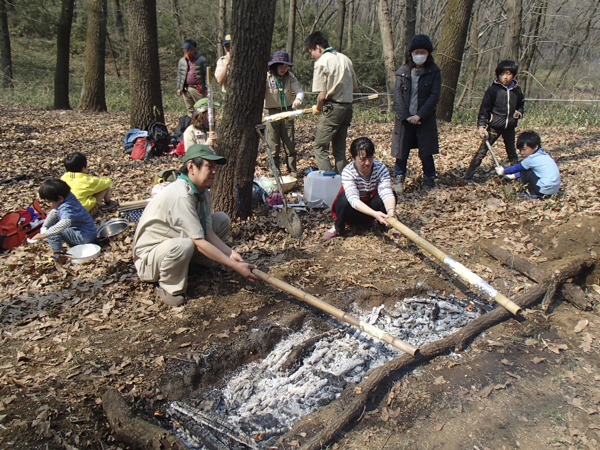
[304, 170, 342, 207]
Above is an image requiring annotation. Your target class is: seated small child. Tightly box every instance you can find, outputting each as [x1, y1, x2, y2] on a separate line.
[183, 98, 219, 151]
[31, 179, 98, 257]
[323, 137, 397, 239]
[61, 152, 113, 217]
[496, 131, 561, 197]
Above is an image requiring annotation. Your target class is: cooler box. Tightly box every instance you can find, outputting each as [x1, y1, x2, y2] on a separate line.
[304, 170, 342, 207]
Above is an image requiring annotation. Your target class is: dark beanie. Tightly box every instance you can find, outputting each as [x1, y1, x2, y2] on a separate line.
[408, 34, 433, 53]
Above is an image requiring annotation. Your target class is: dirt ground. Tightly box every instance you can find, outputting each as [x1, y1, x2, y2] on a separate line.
[0, 104, 599, 449]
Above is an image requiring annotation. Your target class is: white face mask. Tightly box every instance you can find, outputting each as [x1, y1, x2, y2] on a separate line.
[412, 54, 427, 65]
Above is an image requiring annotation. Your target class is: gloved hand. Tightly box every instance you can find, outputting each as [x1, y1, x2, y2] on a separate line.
[504, 174, 516, 180]
[312, 105, 321, 116]
[495, 166, 504, 176]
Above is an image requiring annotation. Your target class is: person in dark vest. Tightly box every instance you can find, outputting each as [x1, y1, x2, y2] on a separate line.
[176, 39, 208, 117]
[391, 34, 441, 195]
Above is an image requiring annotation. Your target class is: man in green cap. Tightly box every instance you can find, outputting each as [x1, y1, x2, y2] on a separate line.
[132, 144, 258, 306]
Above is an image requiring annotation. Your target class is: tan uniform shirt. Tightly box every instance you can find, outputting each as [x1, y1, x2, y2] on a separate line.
[312, 51, 357, 103]
[215, 55, 229, 92]
[183, 125, 207, 151]
[264, 72, 304, 110]
[132, 179, 214, 257]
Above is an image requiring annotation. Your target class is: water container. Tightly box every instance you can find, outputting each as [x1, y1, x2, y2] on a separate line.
[304, 170, 342, 207]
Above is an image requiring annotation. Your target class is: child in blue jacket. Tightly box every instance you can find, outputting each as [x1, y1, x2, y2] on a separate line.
[464, 60, 525, 182]
[496, 131, 560, 198]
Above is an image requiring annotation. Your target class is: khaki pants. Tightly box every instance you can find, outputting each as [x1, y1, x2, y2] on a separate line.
[182, 86, 204, 117]
[265, 108, 297, 176]
[313, 103, 353, 174]
[134, 212, 230, 295]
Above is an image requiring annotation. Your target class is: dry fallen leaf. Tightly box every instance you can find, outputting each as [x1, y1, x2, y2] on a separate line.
[524, 338, 537, 346]
[381, 407, 389, 422]
[574, 319, 589, 333]
[216, 334, 229, 339]
[434, 376, 446, 385]
[532, 357, 546, 364]
[479, 385, 494, 398]
[432, 422, 445, 432]
[580, 333, 593, 352]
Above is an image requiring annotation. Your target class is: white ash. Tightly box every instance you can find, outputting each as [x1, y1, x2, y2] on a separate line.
[175, 293, 486, 448]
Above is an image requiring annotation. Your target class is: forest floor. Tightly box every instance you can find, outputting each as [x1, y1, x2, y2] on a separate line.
[0, 104, 599, 449]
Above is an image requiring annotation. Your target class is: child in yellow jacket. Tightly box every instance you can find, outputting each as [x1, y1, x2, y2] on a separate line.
[61, 152, 113, 217]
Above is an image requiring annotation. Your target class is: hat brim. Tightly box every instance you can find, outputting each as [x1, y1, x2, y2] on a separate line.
[268, 60, 293, 67]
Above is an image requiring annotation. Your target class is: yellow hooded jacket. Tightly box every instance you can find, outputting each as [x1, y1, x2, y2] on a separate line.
[60, 172, 113, 211]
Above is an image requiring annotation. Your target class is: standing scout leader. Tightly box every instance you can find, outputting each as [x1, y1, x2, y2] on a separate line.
[132, 145, 258, 307]
[304, 31, 358, 174]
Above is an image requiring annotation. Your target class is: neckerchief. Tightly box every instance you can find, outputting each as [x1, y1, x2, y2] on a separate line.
[275, 74, 288, 110]
[178, 174, 206, 234]
[322, 47, 337, 55]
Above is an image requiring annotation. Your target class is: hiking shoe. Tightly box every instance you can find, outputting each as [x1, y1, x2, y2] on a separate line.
[394, 175, 406, 195]
[462, 178, 474, 186]
[156, 287, 185, 307]
[323, 226, 338, 240]
[420, 176, 435, 194]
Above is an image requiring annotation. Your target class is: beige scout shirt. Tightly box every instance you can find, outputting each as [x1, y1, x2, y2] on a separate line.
[215, 55, 229, 92]
[132, 179, 213, 257]
[264, 72, 304, 110]
[183, 125, 207, 151]
[312, 51, 357, 103]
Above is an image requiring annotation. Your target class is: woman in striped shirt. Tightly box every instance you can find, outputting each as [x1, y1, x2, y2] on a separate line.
[323, 137, 397, 239]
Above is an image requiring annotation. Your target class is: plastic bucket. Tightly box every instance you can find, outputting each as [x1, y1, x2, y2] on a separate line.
[304, 171, 342, 207]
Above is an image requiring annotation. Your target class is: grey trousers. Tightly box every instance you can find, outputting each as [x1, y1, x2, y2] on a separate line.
[134, 212, 230, 295]
[265, 107, 297, 175]
[313, 103, 353, 174]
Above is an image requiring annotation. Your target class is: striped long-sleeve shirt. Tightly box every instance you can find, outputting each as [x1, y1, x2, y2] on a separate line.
[341, 159, 394, 208]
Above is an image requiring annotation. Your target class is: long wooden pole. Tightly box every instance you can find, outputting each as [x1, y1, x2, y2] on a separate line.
[386, 217, 521, 315]
[252, 269, 419, 355]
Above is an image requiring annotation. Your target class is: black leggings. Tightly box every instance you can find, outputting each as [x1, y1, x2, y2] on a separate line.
[520, 169, 545, 197]
[332, 191, 386, 234]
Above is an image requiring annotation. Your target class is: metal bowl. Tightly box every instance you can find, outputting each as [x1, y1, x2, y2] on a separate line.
[67, 244, 101, 264]
[97, 217, 129, 239]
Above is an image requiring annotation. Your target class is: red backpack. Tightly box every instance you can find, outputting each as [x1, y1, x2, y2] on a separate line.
[131, 136, 155, 160]
[0, 199, 46, 250]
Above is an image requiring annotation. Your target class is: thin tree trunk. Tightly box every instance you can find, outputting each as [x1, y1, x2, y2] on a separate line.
[0, 0, 13, 88]
[286, 0, 296, 61]
[456, 0, 479, 110]
[501, 0, 522, 61]
[171, 0, 185, 44]
[336, 0, 346, 51]
[369, 3, 377, 37]
[378, 0, 395, 112]
[402, 0, 417, 57]
[54, 0, 75, 109]
[211, 0, 277, 219]
[436, 0, 476, 122]
[520, 0, 546, 95]
[218, 0, 227, 58]
[128, 0, 164, 128]
[79, 0, 108, 111]
[347, 0, 354, 48]
[112, 0, 125, 40]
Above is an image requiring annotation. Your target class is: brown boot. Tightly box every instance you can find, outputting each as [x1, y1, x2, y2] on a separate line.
[156, 287, 185, 307]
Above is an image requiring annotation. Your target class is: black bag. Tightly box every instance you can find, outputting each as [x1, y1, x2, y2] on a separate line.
[146, 121, 170, 156]
[172, 116, 192, 144]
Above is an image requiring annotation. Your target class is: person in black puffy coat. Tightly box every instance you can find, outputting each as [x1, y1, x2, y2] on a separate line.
[391, 34, 442, 195]
[463, 60, 525, 182]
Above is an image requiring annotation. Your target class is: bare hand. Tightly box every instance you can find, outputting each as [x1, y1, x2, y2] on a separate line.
[373, 211, 391, 226]
[206, 131, 218, 146]
[31, 233, 46, 241]
[478, 126, 488, 139]
[407, 115, 421, 125]
[514, 111, 522, 119]
[236, 262, 259, 282]
[229, 250, 244, 263]
[176, 89, 181, 96]
[292, 99, 302, 109]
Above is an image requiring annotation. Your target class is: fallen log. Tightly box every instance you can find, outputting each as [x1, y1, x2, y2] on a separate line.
[103, 389, 186, 450]
[486, 244, 593, 310]
[280, 259, 592, 450]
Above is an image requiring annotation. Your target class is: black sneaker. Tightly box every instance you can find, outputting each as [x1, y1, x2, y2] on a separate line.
[420, 176, 435, 194]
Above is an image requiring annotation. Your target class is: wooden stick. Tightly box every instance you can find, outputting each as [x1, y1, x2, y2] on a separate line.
[486, 244, 593, 311]
[252, 269, 418, 355]
[280, 259, 592, 450]
[118, 199, 150, 209]
[386, 218, 521, 315]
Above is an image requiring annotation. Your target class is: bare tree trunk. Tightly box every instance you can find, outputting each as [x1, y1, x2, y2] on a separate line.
[378, 0, 395, 112]
[171, 0, 185, 44]
[336, 0, 346, 51]
[79, 0, 108, 111]
[347, 0, 354, 48]
[0, 0, 13, 88]
[211, 0, 277, 219]
[436, 0, 475, 122]
[402, 0, 417, 56]
[286, 0, 296, 61]
[112, 0, 125, 40]
[369, 2, 377, 37]
[54, 0, 75, 109]
[456, 0, 479, 110]
[218, 0, 227, 58]
[128, 0, 164, 128]
[501, 0, 522, 61]
[520, 0, 546, 95]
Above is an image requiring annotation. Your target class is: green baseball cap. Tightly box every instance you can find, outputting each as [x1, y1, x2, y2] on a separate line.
[182, 144, 227, 164]
[193, 97, 221, 111]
